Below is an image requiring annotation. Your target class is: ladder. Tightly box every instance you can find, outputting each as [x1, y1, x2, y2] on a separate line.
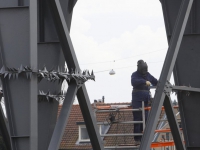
[94, 101, 183, 150]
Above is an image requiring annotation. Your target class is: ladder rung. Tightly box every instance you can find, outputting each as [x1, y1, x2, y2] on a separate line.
[101, 133, 143, 137]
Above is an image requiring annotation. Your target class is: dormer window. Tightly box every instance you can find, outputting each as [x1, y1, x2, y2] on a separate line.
[79, 125, 90, 142]
[76, 122, 103, 143]
[78, 125, 101, 142]
[76, 122, 110, 144]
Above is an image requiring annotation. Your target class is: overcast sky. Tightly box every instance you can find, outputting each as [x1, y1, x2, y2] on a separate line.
[69, 0, 176, 103]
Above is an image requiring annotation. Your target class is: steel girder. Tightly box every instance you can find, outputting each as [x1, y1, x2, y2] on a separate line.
[140, 0, 193, 149]
[0, 1, 61, 149]
[48, 81, 78, 150]
[0, 81, 11, 150]
[47, 0, 104, 149]
[30, 1, 38, 150]
[0, 0, 103, 150]
[0, 5, 36, 150]
[161, 0, 200, 149]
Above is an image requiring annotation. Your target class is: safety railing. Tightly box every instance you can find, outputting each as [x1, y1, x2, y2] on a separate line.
[94, 101, 182, 150]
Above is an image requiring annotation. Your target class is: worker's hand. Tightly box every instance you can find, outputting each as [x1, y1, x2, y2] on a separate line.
[146, 81, 151, 86]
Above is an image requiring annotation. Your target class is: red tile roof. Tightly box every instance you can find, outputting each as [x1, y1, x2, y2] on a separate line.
[59, 102, 165, 149]
[59, 104, 91, 149]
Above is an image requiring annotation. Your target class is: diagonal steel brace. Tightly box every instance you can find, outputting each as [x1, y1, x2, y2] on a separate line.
[140, 0, 193, 149]
[47, 0, 104, 150]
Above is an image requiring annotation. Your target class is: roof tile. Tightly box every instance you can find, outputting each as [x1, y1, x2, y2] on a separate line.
[59, 102, 164, 149]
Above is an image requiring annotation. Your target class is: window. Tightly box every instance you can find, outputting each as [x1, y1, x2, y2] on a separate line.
[78, 125, 101, 142]
[76, 122, 110, 144]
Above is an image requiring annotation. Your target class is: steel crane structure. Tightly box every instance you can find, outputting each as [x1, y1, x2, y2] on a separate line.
[141, 0, 200, 150]
[0, 0, 104, 150]
[0, 0, 200, 150]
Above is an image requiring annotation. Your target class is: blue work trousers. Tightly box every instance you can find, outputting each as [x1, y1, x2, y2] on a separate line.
[132, 100, 149, 141]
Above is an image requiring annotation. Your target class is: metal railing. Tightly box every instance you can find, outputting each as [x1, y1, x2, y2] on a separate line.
[94, 101, 181, 150]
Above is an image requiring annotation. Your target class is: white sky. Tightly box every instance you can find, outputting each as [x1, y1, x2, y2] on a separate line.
[70, 0, 176, 103]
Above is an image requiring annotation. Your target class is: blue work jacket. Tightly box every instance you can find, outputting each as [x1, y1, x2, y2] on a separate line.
[131, 71, 158, 102]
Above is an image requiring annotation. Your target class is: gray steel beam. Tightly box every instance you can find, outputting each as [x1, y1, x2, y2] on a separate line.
[152, 85, 200, 92]
[18, 0, 24, 6]
[47, 0, 104, 150]
[174, 66, 190, 146]
[178, 97, 190, 147]
[151, 85, 200, 93]
[68, 0, 77, 13]
[39, 0, 45, 42]
[47, 0, 79, 69]
[48, 81, 78, 150]
[139, 0, 193, 149]
[173, 86, 200, 93]
[0, 80, 13, 150]
[163, 96, 184, 150]
[77, 86, 104, 150]
[0, 29, 13, 150]
[30, 0, 38, 149]
[0, 98, 11, 150]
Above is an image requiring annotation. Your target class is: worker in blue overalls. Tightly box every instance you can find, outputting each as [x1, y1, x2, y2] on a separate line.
[131, 60, 158, 145]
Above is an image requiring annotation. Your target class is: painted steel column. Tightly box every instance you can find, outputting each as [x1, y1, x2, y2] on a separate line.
[30, 0, 38, 149]
[47, 0, 104, 150]
[0, 27, 13, 150]
[0, 39, 12, 150]
[163, 96, 184, 150]
[48, 81, 78, 150]
[39, 0, 45, 42]
[139, 0, 193, 149]
[18, 0, 24, 6]
[0, 79, 13, 150]
[77, 85, 105, 149]
[47, 0, 79, 69]
[0, 98, 11, 150]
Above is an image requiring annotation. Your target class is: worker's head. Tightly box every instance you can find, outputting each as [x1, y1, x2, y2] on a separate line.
[137, 60, 148, 75]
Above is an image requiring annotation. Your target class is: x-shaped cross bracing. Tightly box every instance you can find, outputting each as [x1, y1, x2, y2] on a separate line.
[47, 0, 104, 150]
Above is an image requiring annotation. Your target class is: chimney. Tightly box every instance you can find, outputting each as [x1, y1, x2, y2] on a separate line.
[102, 96, 105, 103]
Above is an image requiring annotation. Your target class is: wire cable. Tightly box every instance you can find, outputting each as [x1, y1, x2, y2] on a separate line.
[94, 60, 164, 73]
[115, 49, 166, 61]
[81, 48, 166, 66]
